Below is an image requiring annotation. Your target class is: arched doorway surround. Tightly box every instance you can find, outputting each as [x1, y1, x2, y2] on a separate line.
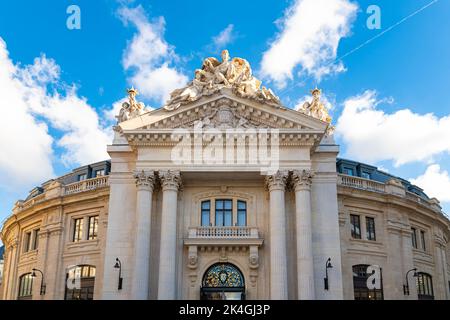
[200, 263, 245, 300]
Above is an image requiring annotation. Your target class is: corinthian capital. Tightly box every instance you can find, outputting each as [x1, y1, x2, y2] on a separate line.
[292, 169, 314, 191]
[134, 170, 156, 190]
[265, 170, 288, 192]
[159, 170, 182, 191]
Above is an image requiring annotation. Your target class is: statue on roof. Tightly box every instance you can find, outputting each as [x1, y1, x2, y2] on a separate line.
[116, 87, 146, 123]
[163, 50, 282, 111]
[299, 87, 334, 135]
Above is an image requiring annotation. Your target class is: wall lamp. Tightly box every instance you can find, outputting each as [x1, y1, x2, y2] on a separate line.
[324, 257, 333, 290]
[31, 268, 46, 295]
[403, 268, 418, 295]
[114, 258, 123, 290]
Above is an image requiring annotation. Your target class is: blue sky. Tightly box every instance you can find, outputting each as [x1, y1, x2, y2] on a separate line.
[0, 0, 450, 226]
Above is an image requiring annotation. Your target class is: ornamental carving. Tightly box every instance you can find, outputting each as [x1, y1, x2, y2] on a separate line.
[265, 171, 288, 191]
[134, 170, 156, 189]
[298, 88, 335, 135]
[202, 263, 245, 288]
[292, 169, 314, 190]
[163, 50, 282, 111]
[159, 170, 182, 191]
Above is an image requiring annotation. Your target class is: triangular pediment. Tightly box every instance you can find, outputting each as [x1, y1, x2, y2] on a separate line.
[119, 89, 328, 133]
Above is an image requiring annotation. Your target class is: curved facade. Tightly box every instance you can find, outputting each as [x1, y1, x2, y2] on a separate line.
[1, 157, 448, 300]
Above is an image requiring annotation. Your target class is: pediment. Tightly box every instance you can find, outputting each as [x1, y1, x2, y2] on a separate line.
[118, 89, 328, 133]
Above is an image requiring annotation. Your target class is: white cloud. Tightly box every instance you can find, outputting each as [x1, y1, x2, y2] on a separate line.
[118, 5, 188, 105]
[260, 0, 357, 88]
[212, 24, 236, 49]
[336, 90, 450, 167]
[0, 37, 112, 190]
[411, 165, 450, 203]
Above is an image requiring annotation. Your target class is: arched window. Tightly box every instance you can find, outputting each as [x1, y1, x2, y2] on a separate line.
[65, 265, 96, 300]
[18, 273, 33, 300]
[201, 263, 245, 300]
[352, 264, 384, 300]
[416, 272, 434, 300]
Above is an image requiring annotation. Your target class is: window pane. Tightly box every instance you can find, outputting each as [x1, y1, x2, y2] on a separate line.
[237, 201, 246, 210]
[224, 210, 232, 226]
[73, 218, 83, 242]
[216, 200, 223, 210]
[421, 231, 426, 251]
[215, 211, 224, 226]
[411, 228, 417, 248]
[88, 216, 99, 240]
[366, 217, 376, 241]
[350, 215, 361, 239]
[224, 200, 232, 210]
[201, 201, 210, 210]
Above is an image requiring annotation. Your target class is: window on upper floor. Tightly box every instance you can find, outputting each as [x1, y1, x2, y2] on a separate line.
[78, 174, 87, 181]
[201, 201, 211, 227]
[237, 201, 247, 227]
[350, 214, 361, 239]
[411, 228, 418, 249]
[215, 199, 233, 227]
[73, 218, 84, 242]
[87, 216, 99, 240]
[366, 217, 376, 241]
[18, 273, 33, 300]
[23, 232, 31, 252]
[31, 229, 39, 250]
[343, 167, 354, 176]
[416, 272, 434, 300]
[200, 199, 248, 227]
[95, 169, 105, 177]
[361, 172, 371, 179]
[420, 230, 426, 251]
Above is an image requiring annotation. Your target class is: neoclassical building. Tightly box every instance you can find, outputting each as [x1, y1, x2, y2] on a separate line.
[1, 52, 449, 300]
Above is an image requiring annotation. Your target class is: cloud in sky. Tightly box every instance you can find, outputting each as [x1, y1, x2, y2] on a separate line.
[260, 0, 358, 88]
[0, 37, 112, 190]
[411, 164, 450, 203]
[212, 24, 236, 49]
[336, 90, 450, 167]
[118, 5, 188, 105]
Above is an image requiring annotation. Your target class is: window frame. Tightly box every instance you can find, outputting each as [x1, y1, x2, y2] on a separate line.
[215, 199, 233, 227]
[350, 214, 361, 239]
[95, 169, 105, 177]
[78, 174, 87, 181]
[236, 200, 247, 227]
[18, 273, 33, 300]
[65, 265, 96, 300]
[87, 216, 99, 240]
[420, 230, 426, 251]
[416, 272, 434, 300]
[73, 218, 84, 242]
[365, 217, 376, 241]
[411, 228, 418, 249]
[201, 200, 211, 227]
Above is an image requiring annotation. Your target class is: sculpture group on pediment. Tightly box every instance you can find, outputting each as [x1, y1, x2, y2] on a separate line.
[298, 87, 335, 135]
[192, 104, 263, 130]
[116, 87, 146, 123]
[163, 50, 282, 111]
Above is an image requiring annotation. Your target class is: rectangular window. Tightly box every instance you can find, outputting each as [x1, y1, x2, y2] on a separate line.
[361, 172, 371, 179]
[237, 201, 247, 226]
[411, 228, 418, 249]
[23, 232, 31, 252]
[78, 174, 87, 181]
[343, 167, 354, 176]
[201, 201, 211, 226]
[31, 229, 39, 250]
[421, 230, 426, 251]
[73, 218, 84, 242]
[350, 214, 361, 239]
[366, 217, 376, 241]
[95, 169, 105, 177]
[215, 199, 232, 227]
[87, 216, 99, 240]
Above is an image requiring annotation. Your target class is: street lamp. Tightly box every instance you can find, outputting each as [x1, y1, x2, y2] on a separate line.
[403, 268, 418, 295]
[31, 268, 46, 295]
[114, 258, 123, 290]
[324, 257, 333, 290]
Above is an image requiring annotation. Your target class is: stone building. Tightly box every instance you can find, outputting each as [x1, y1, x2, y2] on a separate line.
[0, 52, 449, 300]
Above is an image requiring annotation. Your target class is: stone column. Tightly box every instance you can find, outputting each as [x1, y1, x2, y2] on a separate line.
[265, 171, 288, 299]
[157, 170, 181, 300]
[292, 169, 315, 300]
[132, 170, 155, 299]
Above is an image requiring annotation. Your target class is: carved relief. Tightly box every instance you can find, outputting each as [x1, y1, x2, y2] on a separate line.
[291, 169, 314, 191]
[265, 171, 288, 191]
[116, 87, 148, 123]
[159, 170, 182, 191]
[134, 170, 156, 189]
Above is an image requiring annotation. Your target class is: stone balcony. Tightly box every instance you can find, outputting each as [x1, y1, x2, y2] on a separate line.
[338, 174, 448, 218]
[63, 176, 109, 195]
[184, 226, 264, 248]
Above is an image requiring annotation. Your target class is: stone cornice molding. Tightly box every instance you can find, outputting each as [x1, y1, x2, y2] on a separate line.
[291, 169, 314, 191]
[265, 170, 288, 192]
[134, 170, 156, 190]
[159, 170, 182, 191]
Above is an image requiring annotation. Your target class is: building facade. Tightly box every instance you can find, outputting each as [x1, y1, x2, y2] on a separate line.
[1, 52, 449, 300]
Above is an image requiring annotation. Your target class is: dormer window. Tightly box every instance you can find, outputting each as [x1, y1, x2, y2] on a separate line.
[78, 174, 87, 181]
